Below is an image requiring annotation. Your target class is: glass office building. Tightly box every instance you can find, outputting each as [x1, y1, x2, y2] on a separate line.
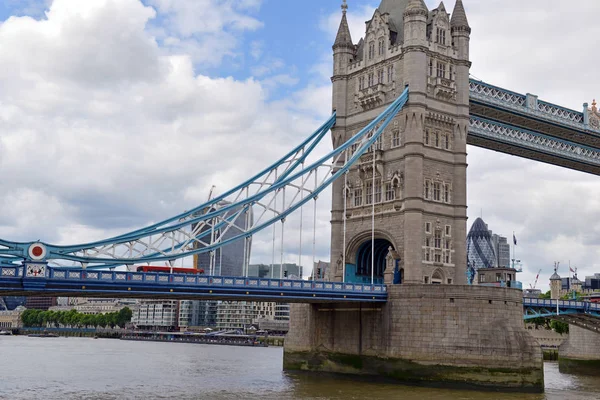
[466, 218, 497, 270]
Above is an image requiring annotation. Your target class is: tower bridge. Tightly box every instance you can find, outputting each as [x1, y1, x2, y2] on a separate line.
[2, 0, 600, 391]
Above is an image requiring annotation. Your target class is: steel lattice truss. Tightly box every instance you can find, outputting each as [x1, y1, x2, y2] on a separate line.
[0, 88, 410, 269]
[469, 116, 600, 166]
[469, 79, 589, 130]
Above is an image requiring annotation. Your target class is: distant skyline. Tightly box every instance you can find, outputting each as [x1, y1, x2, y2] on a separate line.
[1, 1, 600, 288]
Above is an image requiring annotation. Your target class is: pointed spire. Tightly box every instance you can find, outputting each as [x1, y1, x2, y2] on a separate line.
[437, 1, 447, 13]
[451, 0, 470, 32]
[334, 1, 353, 48]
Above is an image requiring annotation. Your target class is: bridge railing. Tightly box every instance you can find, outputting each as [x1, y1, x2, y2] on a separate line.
[0, 266, 387, 294]
[523, 298, 600, 315]
[469, 79, 590, 131]
[523, 298, 585, 309]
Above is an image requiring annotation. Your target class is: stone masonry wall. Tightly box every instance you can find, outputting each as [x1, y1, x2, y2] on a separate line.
[559, 325, 600, 359]
[284, 285, 543, 391]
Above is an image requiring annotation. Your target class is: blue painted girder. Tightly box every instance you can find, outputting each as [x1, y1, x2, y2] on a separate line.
[0, 266, 388, 303]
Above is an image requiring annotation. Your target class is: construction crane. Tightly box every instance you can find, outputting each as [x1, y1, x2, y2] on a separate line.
[207, 185, 216, 201]
[530, 269, 542, 289]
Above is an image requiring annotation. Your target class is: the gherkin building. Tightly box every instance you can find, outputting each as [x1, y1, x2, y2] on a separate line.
[466, 218, 496, 270]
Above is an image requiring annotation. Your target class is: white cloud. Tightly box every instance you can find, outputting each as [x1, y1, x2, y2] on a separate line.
[0, 0, 329, 272]
[145, 0, 264, 66]
[2, 0, 600, 287]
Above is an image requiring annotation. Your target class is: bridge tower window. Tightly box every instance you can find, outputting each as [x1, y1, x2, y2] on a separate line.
[433, 182, 441, 201]
[387, 65, 394, 82]
[435, 132, 440, 147]
[444, 184, 450, 203]
[366, 181, 373, 205]
[358, 76, 365, 90]
[434, 230, 442, 249]
[436, 28, 446, 45]
[425, 222, 431, 233]
[374, 179, 382, 203]
[392, 130, 400, 147]
[424, 180, 431, 199]
[378, 38, 385, 55]
[378, 69, 384, 84]
[445, 134, 450, 149]
[425, 130, 430, 145]
[385, 183, 395, 201]
[368, 42, 375, 59]
[436, 62, 446, 78]
[429, 59, 433, 76]
[368, 73, 374, 87]
[354, 188, 363, 207]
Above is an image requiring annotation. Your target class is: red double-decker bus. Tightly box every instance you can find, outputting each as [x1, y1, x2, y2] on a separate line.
[136, 266, 205, 274]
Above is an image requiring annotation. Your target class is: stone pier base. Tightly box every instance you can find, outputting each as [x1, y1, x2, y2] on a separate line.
[284, 285, 543, 392]
[559, 325, 600, 375]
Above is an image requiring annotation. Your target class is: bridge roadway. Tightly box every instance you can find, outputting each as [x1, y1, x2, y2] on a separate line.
[0, 265, 387, 303]
[523, 298, 600, 333]
[3, 265, 600, 328]
[469, 79, 600, 175]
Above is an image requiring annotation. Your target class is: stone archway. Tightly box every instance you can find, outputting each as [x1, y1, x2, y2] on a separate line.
[431, 269, 444, 285]
[346, 238, 392, 284]
[342, 230, 399, 284]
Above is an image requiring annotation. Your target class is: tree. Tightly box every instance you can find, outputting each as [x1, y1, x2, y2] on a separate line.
[116, 307, 133, 327]
[550, 320, 569, 335]
[539, 291, 551, 299]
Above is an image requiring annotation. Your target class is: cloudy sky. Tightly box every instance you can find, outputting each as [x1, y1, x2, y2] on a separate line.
[0, 0, 599, 290]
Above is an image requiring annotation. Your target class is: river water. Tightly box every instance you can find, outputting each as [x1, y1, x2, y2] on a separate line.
[1, 336, 599, 400]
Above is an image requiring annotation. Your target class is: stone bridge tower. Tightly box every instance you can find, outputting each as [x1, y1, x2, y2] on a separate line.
[330, 0, 470, 285]
[285, 3, 545, 389]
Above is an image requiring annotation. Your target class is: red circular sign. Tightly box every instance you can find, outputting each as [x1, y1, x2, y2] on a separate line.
[31, 246, 44, 257]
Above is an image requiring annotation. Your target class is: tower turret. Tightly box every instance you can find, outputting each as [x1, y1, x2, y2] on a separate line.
[402, 0, 428, 93]
[332, 0, 354, 117]
[451, 0, 470, 61]
[403, 0, 428, 45]
[550, 264, 562, 300]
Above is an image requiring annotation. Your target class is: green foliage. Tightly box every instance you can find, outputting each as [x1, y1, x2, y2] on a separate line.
[527, 317, 551, 330]
[550, 320, 569, 335]
[539, 291, 552, 299]
[21, 307, 132, 329]
[560, 292, 583, 301]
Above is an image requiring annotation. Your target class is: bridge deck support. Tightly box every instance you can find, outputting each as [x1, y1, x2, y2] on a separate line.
[559, 325, 600, 375]
[284, 285, 543, 392]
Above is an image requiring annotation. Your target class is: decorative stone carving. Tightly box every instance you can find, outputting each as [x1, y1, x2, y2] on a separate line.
[590, 100, 600, 130]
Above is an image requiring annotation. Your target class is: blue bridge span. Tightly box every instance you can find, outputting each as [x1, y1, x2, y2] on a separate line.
[3, 264, 600, 331]
[0, 265, 386, 303]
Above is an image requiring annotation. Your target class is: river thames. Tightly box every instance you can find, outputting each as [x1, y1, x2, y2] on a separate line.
[1, 336, 599, 399]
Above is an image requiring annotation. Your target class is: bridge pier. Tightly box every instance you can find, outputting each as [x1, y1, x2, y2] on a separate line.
[284, 285, 543, 392]
[559, 325, 600, 375]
